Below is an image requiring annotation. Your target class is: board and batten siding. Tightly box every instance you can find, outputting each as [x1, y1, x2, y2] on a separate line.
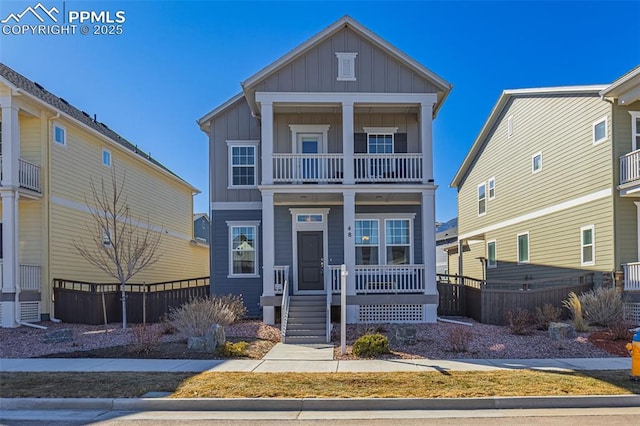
[253, 27, 439, 94]
[613, 100, 640, 266]
[209, 98, 261, 204]
[457, 93, 615, 281]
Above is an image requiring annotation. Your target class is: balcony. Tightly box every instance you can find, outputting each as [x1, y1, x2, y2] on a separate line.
[271, 153, 423, 184]
[0, 156, 42, 193]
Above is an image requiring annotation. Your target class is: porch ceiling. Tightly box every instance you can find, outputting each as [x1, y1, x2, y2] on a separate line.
[273, 105, 419, 114]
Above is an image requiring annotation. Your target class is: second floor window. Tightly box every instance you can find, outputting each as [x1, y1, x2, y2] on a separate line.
[53, 124, 66, 146]
[478, 183, 486, 215]
[488, 178, 495, 200]
[228, 144, 256, 187]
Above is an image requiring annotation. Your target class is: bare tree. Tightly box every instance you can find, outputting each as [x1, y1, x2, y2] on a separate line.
[73, 164, 162, 328]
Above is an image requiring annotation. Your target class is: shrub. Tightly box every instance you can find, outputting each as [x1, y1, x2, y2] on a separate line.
[608, 321, 634, 341]
[504, 308, 534, 335]
[217, 341, 249, 357]
[352, 333, 389, 357]
[129, 324, 163, 354]
[168, 294, 247, 338]
[562, 292, 587, 332]
[578, 286, 623, 327]
[535, 304, 562, 330]
[446, 326, 473, 352]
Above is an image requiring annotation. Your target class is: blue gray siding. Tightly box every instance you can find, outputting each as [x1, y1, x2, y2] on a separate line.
[210, 209, 263, 317]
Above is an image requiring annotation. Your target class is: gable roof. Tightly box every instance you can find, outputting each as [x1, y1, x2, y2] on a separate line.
[450, 85, 606, 189]
[0, 62, 199, 193]
[198, 15, 452, 126]
[600, 65, 640, 105]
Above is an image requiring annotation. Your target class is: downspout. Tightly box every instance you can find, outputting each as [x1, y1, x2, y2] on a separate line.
[47, 113, 61, 323]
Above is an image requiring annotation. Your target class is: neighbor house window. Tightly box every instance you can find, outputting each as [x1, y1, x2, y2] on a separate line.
[593, 117, 608, 145]
[478, 183, 486, 215]
[385, 219, 411, 264]
[102, 230, 112, 248]
[487, 240, 497, 268]
[532, 152, 542, 173]
[336, 52, 357, 81]
[507, 115, 513, 138]
[581, 225, 595, 266]
[630, 112, 640, 150]
[355, 219, 379, 265]
[53, 124, 66, 146]
[102, 148, 111, 167]
[517, 232, 529, 264]
[488, 177, 495, 200]
[227, 221, 259, 277]
[227, 141, 258, 188]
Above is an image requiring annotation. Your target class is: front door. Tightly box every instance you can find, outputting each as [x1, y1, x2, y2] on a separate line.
[297, 231, 324, 292]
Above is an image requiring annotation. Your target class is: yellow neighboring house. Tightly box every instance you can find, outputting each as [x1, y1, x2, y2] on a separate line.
[0, 63, 209, 328]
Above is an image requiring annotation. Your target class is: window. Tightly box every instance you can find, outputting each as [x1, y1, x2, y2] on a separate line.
[507, 115, 513, 138]
[385, 219, 411, 264]
[630, 112, 640, 151]
[297, 214, 323, 223]
[102, 148, 111, 167]
[355, 219, 379, 265]
[517, 232, 529, 264]
[227, 141, 258, 188]
[532, 152, 542, 173]
[581, 225, 595, 266]
[593, 117, 608, 145]
[53, 123, 66, 146]
[487, 240, 497, 268]
[102, 230, 112, 248]
[478, 183, 486, 215]
[488, 177, 495, 200]
[335, 52, 357, 81]
[368, 134, 394, 154]
[228, 222, 259, 277]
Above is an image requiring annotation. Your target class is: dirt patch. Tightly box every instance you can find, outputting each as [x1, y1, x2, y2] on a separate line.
[587, 331, 631, 357]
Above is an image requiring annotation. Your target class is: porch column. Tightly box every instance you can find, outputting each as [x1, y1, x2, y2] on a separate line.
[342, 102, 355, 184]
[262, 191, 275, 324]
[260, 102, 274, 185]
[420, 102, 434, 184]
[343, 190, 357, 322]
[422, 190, 437, 322]
[1, 102, 20, 328]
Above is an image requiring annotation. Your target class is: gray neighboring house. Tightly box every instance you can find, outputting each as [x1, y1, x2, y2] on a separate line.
[194, 213, 210, 245]
[198, 16, 452, 342]
[436, 226, 457, 275]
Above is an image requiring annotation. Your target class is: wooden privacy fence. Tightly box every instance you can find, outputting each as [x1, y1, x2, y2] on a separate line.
[53, 277, 210, 325]
[437, 273, 595, 325]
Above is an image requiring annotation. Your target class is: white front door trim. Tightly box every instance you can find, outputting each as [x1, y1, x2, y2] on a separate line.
[290, 208, 330, 294]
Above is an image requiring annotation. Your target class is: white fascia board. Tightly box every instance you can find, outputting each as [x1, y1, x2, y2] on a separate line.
[7, 83, 199, 194]
[197, 92, 245, 129]
[450, 85, 605, 189]
[255, 92, 438, 106]
[257, 184, 437, 193]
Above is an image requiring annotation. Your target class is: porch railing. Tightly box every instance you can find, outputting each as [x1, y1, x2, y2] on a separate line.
[330, 264, 425, 294]
[274, 265, 289, 294]
[623, 262, 640, 291]
[0, 156, 42, 193]
[280, 266, 291, 343]
[620, 149, 640, 185]
[272, 154, 343, 183]
[354, 154, 423, 183]
[20, 264, 41, 291]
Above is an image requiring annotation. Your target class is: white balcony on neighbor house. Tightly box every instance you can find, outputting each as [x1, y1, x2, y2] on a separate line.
[271, 153, 424, 184]
[0, 263, 41, 292]
[0, 156, 41, 193]
[623, 262, 640, 292]
[331, 264, 425, 294]
[620, 149, 640, 186]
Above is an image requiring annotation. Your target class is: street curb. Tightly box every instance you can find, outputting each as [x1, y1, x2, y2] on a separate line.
[2, 395, 640, 412]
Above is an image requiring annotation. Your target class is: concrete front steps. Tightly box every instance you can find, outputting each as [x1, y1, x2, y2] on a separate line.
[284, 295, 327, 344]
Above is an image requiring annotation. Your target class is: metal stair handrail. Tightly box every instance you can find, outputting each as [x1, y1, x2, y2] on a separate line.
[280, 266, 291, 343]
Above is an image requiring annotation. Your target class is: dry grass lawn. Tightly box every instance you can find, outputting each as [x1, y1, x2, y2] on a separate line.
[1, 370, 639, 398]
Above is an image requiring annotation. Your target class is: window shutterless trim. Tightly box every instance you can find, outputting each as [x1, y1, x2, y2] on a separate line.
[227, 140, 259, 189]
[592, 116, 608, 145]
[226, 220, 260, 278]
[53, 123, 67, 146]
[477, 182, 486, 216]
[487, 240, 497, 268]
[532, 152, 542, 173]
[517, 232, 530, 264]
[580, 224, 595, 266]
[488, 177, 495, 200]
[102, 148, 112, 168]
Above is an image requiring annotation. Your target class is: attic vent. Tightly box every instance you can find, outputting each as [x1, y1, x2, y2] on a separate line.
[336, 52, 357, 81]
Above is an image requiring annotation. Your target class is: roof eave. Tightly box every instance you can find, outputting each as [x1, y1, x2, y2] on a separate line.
[600, 65, 640, 98]
[197, 92, 245, 129]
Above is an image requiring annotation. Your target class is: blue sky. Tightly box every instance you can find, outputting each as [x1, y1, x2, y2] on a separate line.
[1, 0, 639, 222]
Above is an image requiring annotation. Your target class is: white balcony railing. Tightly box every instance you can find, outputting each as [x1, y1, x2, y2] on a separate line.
[623, 262, 640, 291]
[273, 154, 343, 183]
[0, 263, 41, 292]
[620, 150, 640, 185]
[355, 154, 423, 183]
[274, 265, 290, 294]
[330, 264, 425, 294]
[0, 156, 42, 193]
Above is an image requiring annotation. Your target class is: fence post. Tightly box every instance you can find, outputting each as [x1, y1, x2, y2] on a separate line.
[143, 283, 147, 325]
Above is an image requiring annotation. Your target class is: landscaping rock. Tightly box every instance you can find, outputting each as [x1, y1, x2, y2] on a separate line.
[391, 325, 417, 345]
[187, 324, 226, 352]
[42, 328, 73, 344]
[548, 322, 576, 340]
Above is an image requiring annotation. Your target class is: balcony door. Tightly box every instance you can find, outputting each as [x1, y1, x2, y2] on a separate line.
[297, 133, 324, 181]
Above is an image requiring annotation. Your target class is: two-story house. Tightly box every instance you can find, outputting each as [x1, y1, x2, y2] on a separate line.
[450, 66, 640, 324]
[198, 16, 451, 342]
[194, 213, 210, 244]
[0, 63, 209, 328]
